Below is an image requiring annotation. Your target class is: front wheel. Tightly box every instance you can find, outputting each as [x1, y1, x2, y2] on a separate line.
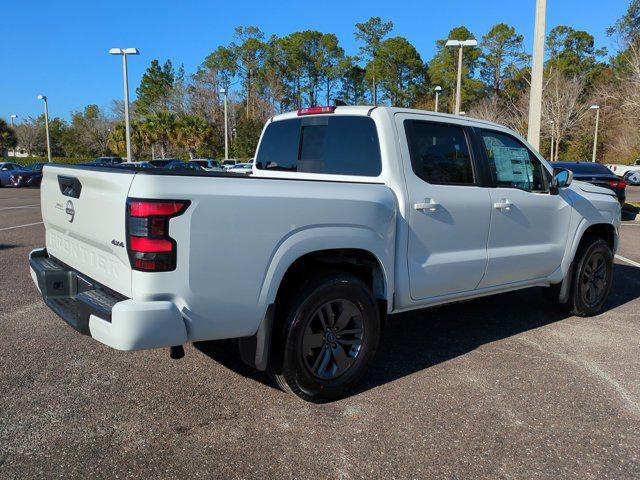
[271, 273, 381, 402]
[568, 236, 614, 316]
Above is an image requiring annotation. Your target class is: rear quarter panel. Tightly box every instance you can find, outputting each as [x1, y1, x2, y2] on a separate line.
[128, 174, 397, 342]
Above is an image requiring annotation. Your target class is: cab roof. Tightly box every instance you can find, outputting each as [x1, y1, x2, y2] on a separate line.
[270, 105, 510, 131]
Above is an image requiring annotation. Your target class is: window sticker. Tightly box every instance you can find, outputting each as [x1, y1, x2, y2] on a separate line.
[492, 146, 530, 184]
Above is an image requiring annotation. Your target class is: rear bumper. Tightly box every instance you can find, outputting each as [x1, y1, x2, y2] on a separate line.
[29, 248, 187, 350]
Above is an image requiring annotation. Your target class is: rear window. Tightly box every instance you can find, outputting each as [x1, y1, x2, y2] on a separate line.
[255, 116, 382, 176]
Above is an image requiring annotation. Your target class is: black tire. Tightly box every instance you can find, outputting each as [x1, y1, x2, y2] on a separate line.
[271, 273, 381, 402]
[565, 236, 613, 316]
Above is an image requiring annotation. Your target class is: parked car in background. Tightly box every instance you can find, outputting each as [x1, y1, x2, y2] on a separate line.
[222, 159, 239, 170]
[30, 106, 621, 402]
[554, 161, 626, 204]
[148, 158, 179, 168]
[190, 159, 223, 171]
[9, 162, 50, 187]
[227, 163, 253, 175]
[605, 159, 640, 185]
[625, 171, 640, 186]
[165, 160, 204, 172]
[0, 162, 24, 186]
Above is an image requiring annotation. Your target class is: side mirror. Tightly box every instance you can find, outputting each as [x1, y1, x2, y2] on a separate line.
[551, 167, 573, 194]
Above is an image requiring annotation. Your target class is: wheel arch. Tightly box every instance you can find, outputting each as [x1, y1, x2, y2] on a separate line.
[240, 226, 394, 372]
[258, 226, 394, 310]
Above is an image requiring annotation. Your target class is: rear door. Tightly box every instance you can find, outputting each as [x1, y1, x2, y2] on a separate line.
[40, 165, 136, 296]
[476, 129, 572, 287]
[397, 115, 492, 300]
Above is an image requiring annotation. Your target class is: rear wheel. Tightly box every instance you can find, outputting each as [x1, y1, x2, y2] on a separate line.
[271, 273, 380, 402]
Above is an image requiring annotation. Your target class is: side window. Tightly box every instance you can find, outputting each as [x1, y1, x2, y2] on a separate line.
[404, 120, 475, 185]
[256, 116, 382, 176]
[481, 130, 548, 192]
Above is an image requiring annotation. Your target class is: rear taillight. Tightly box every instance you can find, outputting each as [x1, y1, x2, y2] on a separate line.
[126, 199, 190, 272]
[297, 106, 336, 116]
[609, 180, 627, 189]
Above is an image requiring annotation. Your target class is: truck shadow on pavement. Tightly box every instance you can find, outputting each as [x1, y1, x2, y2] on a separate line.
[195, 263, 640, 399]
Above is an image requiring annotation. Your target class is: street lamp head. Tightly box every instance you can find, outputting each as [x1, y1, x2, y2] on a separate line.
[109, 48, 139, 55]
[219, 87, 227, 94]
[435, 86, 442, 92]
[10, 114, 17, 119]
[37, 95, 46, 101]
[445, 39, 477, 47]
[590, 105, 600, 110]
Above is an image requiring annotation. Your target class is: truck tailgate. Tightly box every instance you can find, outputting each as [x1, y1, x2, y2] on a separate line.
[40, 165, 135, 297]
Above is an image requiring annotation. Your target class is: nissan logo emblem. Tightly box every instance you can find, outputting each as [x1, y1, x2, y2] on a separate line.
[65, 200, 75, 223]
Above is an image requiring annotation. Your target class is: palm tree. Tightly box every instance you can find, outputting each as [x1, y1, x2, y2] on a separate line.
[107, 121, 144, 159]
[142, 111, 176, 158]
[172, 115, 212, 159]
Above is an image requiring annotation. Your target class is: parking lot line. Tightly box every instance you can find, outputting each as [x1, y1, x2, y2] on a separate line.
[615, 254, 640, 268]
[0, 221, 44, 232]
[0, 204, 40, 211]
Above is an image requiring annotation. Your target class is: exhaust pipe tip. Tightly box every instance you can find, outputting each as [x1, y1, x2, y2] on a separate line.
[169, 345, 185, 360]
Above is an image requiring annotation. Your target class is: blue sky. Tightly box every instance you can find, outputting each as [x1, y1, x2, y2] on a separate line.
[1, 0, 630, 122]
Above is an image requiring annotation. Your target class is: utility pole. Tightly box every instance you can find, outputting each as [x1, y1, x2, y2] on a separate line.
[527, 0, 547, 150]
[434, 86, 442, 112]
[109, 48, 140, 162]
[445, 39, 478, 115]
[220, 87, 229, 160]
[10, 114, 17, 157]
[37, 95, 52, 162]
[590, 105, 600, 163]
[549, 121, 555, 162]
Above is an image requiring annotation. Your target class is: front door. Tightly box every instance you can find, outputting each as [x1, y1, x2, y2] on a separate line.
[476, 129, 572, 287]
[399, 116, 492, 301]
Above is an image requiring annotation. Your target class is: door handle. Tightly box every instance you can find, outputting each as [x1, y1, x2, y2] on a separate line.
[58, 175, 82, 198]
[493, 199, 513, 210]
[414, 199, 440, 213]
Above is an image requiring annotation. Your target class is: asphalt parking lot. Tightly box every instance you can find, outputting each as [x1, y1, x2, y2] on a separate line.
[1, 187, 639, 479]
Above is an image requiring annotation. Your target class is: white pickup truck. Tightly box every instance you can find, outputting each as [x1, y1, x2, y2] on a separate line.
[30, 106, 621, 402]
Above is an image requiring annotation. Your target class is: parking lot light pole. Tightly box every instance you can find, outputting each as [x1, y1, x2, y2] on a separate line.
[445, 39, 478, 115]
[109, 48, 139, 162]
[37, 96, 52, 162]
[590, 105, 600, 163]
[10, 114, 17, 157]
[220, 87, 228, 160]
[434, 86, 442, 112]
[547, 120, 555, 162]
